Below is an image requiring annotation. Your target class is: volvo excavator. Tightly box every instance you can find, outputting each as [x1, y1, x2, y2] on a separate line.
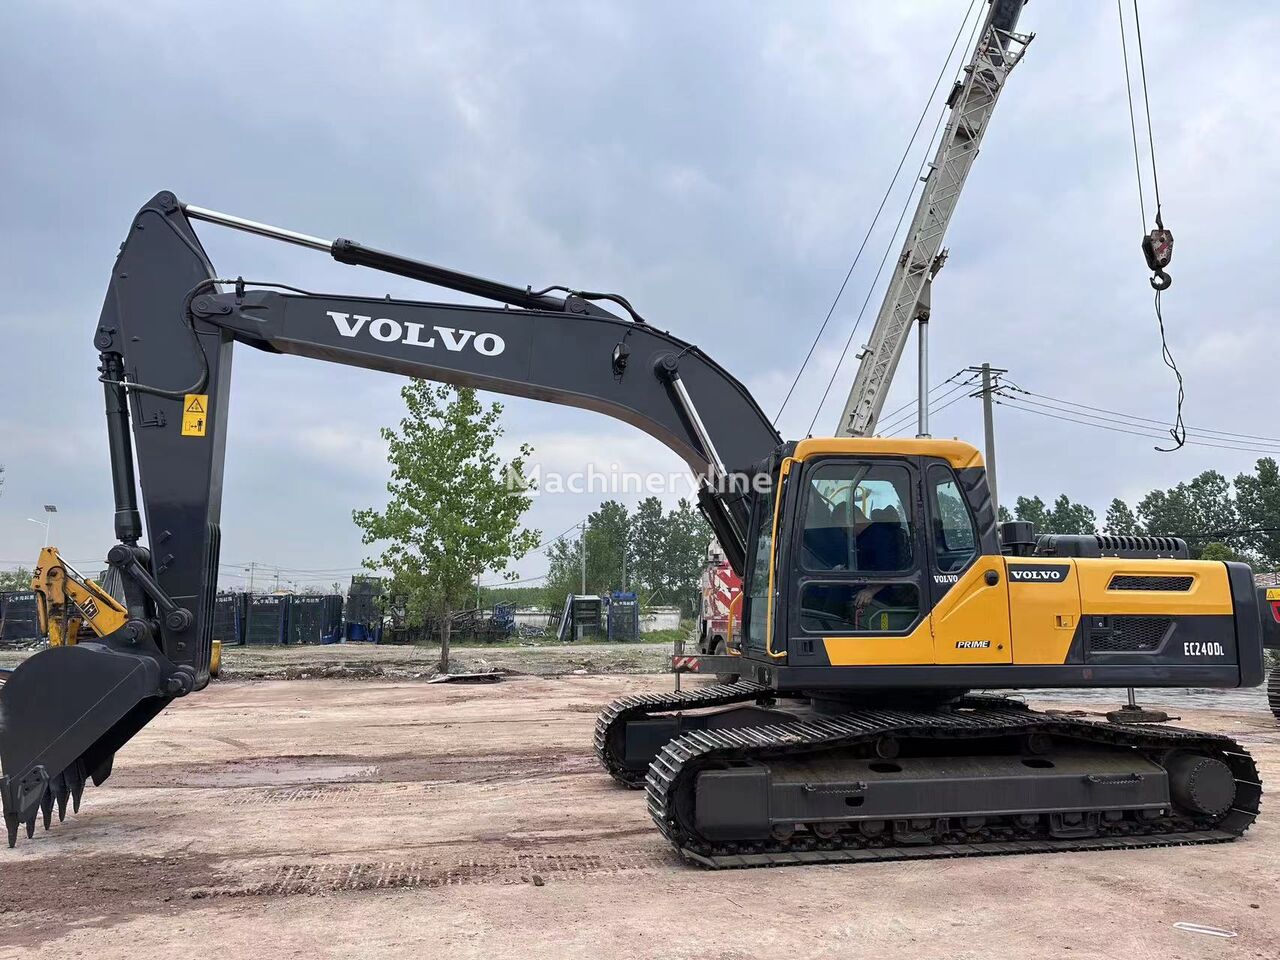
[1, 191, 1277, 866]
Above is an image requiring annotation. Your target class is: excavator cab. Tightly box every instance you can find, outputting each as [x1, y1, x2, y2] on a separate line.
[737, 438, 1265, 697]
[740, 439, 1000, 675]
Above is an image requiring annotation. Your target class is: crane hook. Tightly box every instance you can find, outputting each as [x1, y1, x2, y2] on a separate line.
[1142, 212, 1173, 290]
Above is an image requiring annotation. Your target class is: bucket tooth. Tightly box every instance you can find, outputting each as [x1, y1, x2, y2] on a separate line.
[39, 787, 53, 831]
[23, 813, 35, 840]
[91, 754, 114, 788]
[5, 813, 17, 849]
[69, 761, 86, 815]
[1, 643, 174, 850]
[51, 772, 69, 823]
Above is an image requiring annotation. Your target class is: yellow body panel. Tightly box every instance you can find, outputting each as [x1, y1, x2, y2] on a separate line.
[1006, 560, 1082, 664]
[820, 555, 1235, 668]
[930, 559, 1012, 664]
[793, 437, 983, 470]
[822, 619, 935, 666]
[1075, 558, 1233, 616]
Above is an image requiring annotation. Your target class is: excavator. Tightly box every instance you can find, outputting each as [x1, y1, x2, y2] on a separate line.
[1, 191, 1277, 866]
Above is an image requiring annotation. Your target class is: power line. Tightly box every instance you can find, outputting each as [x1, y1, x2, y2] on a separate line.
[874, 369, 967, 427]
[806, 4, 992, 438]
[531, 517, 589, 554]
[882, 388, 974, 437]
[1005, 386, 1280, 447]
[994, 398, 1280, 456]
[478, 573, 549, 588]
[773, 0, 982, 423]
[804, 121, 944, 436]
[875, 374, 980, 437]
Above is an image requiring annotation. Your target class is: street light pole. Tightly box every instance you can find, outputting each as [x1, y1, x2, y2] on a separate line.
[26, 518, 49, 546]
[26, 504, 56, 547]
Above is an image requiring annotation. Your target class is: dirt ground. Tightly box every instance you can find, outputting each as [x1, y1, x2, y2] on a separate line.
[1, 673, 1277, 960]
[0, 640, 678, 681]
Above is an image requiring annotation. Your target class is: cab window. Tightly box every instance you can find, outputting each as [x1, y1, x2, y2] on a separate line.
[799, 581, 920, 633]
[928, 465, 978, 573]
[801, 462, 913, 573]
[746, 481, 777, 648]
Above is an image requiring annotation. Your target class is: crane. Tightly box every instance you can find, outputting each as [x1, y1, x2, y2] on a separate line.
[834, 0, 1031, 438]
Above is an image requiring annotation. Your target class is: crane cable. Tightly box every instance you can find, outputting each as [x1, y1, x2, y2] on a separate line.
[772, 0, 982, 425]
[1118, 0, 1184, 452]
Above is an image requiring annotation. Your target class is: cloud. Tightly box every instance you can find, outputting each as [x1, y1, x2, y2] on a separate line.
[2, 0, 1279, 583]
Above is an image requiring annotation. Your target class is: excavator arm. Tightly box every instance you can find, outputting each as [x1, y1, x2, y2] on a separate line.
[0, 191, 781, 845]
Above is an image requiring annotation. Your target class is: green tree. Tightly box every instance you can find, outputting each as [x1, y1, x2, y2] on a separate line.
[1013, 495, 1050, 532]
[1234, 458, 1280, 569]
[627, 497, 668, 598]
[1013, 494, 1096, 536]
[997, 505, 1013, 525]
[587, 500, 630, 592]
[544, 535, 583, 606]
[1198, 542, 1239, 562]
[628, 497, 711, 616]
[665, 499, 713, 616]
[1048, 494, 1097, 535]
[543, 500, 632, 601]
[1104, 498, 1142, 536]
[0, 567, 32, 592]
[1137, 470, 1239, 558]
[353, 383, 539, 670]
[478, 584, 547, 608]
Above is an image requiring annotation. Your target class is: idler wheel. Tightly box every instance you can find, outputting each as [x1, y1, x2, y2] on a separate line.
[1167, 754, 1236, 817]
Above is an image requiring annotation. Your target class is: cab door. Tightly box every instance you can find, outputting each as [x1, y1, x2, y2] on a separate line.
[788, 456, 934, 666]
[923, 462, 1012, 664]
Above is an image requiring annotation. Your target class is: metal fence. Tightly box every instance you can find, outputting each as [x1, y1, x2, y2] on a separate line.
[0, 591, 40, 643]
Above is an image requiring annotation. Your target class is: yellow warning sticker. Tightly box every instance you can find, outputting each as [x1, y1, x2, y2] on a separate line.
[181, 394, 208, 437]
[1267, 588, 1280, 602]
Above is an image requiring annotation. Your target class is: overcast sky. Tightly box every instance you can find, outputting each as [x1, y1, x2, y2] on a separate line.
[2, 0, 1278, 593]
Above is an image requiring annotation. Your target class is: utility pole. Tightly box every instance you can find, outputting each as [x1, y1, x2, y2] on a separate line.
[966, 363, 1007, 519]
[916, 283, 932, 438]
[246, 561, 256, 593]
[274, 567, 281, 592]
[580, 520, 587, 594]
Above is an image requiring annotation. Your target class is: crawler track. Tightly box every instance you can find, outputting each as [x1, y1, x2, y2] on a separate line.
[593, 685, 1263, 868]
[643, 703, 1261, 868]
[594, 681, 767, 787]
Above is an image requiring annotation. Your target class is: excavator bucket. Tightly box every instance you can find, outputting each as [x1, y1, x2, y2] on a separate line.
[0, 642, 170, 846]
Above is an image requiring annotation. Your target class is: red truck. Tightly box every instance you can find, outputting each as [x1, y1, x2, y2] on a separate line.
[696, 542, 742, 658]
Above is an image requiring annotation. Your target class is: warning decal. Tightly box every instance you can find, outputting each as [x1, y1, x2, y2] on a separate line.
[182, 394, 208, 437]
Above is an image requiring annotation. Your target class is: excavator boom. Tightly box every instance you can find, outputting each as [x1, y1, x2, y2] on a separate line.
[0, 191, 780, 845]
